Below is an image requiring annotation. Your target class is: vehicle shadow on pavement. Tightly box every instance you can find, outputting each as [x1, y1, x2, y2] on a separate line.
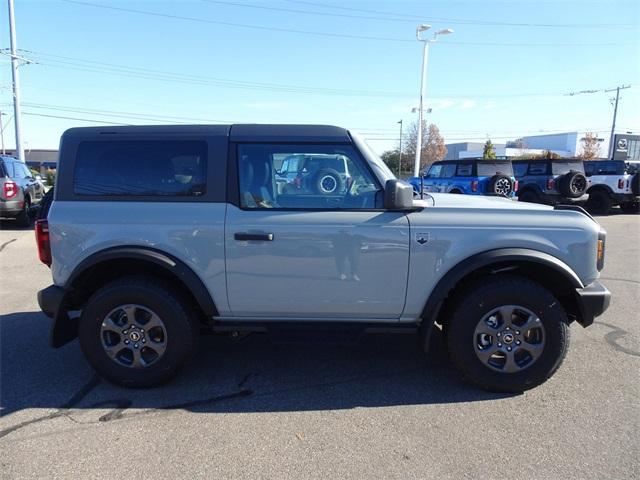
[1, 311, 510, 429]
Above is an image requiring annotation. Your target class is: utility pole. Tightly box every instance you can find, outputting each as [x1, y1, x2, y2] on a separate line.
[0, 110, 6, 154]
[397, 119, 403, 178]
[606, 84, 630, 159]
[7, 0, 24, 161]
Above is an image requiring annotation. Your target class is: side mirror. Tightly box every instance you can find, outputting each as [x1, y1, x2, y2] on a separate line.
[384, 179, 415, 210]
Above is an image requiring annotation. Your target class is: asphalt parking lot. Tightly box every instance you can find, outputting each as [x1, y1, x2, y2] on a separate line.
[1, 213, 638, 479]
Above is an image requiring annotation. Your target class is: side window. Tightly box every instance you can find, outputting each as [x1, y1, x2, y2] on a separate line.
[584, 162, 595, 176]
[513, 163, 528, 177]
[528, 163, 548, 175]
[21, 164, 33, 178]
[237, 144, 381, 210]
[456, 164, 473, 176]
[427, 165, 442, 178]
[12, 162, 26, 179]
[595, 161, 618, 175]
[74, 141, 207, 196]
[440, 164, 456, 178]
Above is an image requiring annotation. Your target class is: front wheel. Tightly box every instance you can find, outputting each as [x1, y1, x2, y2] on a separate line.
[446, 275, 569, 392]
[15, 197, 32, 227]
[79, 276, 199, 387]
[585, 189, 612, 215]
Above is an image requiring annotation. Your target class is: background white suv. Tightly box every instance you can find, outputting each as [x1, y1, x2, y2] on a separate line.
[584, 160, 640, 214]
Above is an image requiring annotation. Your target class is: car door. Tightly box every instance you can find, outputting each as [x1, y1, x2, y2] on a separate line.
[225, 142, 410, 320]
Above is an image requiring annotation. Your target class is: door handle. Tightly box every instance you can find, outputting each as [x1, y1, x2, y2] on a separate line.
[234, 232, 274, 241]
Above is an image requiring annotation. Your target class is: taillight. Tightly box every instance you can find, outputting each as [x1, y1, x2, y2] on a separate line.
[3, 181, 18, 199]
[618, 179, 625, 189]
[546, 178, 555, 190]
[35, 219, 52, 266]
[513, 180, 519, 192]
[471, 180, 478, 192]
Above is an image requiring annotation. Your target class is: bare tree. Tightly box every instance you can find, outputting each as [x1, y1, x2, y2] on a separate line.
[579, 132, 601, 159]
[404, 120, 447, 171]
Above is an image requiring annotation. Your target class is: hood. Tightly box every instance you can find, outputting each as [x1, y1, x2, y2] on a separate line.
[423, 193, 553, 211]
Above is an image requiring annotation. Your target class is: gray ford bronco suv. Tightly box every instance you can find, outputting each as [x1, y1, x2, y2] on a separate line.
[37, 125, 610, 392]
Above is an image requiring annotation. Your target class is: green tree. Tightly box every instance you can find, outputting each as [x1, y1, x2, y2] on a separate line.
[482, 139, 496, 159]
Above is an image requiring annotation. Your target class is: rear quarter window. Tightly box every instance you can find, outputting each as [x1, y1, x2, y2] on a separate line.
[513, 163, 528, 177]
[73, 140, 207, 197]
[456, 164, 473, 176]
[528, 163, 549, 175]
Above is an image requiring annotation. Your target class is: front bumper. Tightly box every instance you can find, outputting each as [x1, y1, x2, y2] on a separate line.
[575, 280, 611, 327]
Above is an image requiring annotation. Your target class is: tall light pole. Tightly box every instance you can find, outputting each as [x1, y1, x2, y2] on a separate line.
[413, 25, 453, 177]
[7, 0, 24, 161]
[397, 119, 403, 177]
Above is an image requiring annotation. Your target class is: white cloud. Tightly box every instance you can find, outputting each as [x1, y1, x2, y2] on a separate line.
[460, 100, 477, 109]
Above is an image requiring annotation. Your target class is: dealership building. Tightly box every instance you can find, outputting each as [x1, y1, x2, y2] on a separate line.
[445, 131, 615, 160]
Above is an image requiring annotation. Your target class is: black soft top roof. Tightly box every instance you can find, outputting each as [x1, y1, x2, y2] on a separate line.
[62, 124, 351, 143]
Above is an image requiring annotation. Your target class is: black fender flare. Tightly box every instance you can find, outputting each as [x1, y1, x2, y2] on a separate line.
[65, 246, 218, 316]
[517, 183, 544, 198]
[50, 247, 218, 348]
[419, 248, 583, 348]
[586, 183, 614, 196]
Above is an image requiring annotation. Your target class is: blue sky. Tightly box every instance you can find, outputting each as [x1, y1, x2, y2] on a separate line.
[1, 0, 639, 154]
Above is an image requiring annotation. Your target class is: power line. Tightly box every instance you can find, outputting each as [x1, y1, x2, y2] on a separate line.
[284, 0, 638, 28]
[23, 112, 131, 125]
[60, 0, 636, 46]
[60, 0, 414, 43]
[23, 50, 631, 100]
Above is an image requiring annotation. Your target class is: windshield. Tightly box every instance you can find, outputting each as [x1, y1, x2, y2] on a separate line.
[350, 131, 396, 184]
[551, 161, 584, 175]
[477, 162, 514, 177]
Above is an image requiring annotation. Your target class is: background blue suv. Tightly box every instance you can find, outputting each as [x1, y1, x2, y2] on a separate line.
[410, 159, 517, 197]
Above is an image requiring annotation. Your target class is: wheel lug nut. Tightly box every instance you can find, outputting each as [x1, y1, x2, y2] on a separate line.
[497, 333, 501, 337]
[516, 340, 521, 345]
[134, 344, 138, 348]
[498, 343, 502, 347]
[516, 331, 520, 335]
[142, 339, 146, 343]
[123, 330, 128, 334]
[507, 346, 512, 351]
[124, 340, 129, 344]
[140, 329, 144, 332]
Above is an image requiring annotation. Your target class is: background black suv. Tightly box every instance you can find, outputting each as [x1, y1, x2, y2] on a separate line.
[513, 159, 588, 205]
[0, 155, 45, 226]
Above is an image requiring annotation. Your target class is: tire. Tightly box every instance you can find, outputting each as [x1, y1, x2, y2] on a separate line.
[518, 190, 541, 204]
[631, 174, 639, 195]
[446, 275, 570, 393]
[585, 189, 612, 215]
[487, 174, 513, 196]
[559, 171, 587, 198]
[79, 276, 199, 388]
[315, 169, 343, 195]
[15, 197, 32, 227]
[620, 201, 639, 214]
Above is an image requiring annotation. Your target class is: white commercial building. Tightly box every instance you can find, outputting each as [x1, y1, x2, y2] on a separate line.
[452, 132, 610, 159]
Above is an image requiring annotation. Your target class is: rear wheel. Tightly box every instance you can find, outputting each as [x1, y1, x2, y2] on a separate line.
[518, 190, 540, 204]
[79, 276, 199, 387]
[15, 197, 32, 227]
[585, 189, 612, 215]
[446, 275, 569, 392]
